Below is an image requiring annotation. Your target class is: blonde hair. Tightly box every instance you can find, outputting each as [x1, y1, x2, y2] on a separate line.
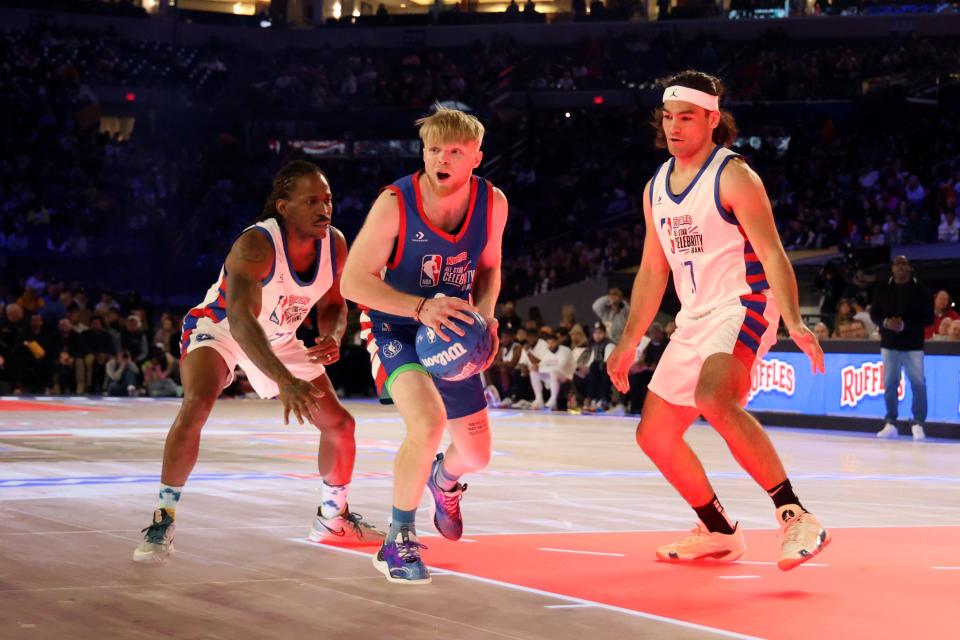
[416, 105, 485, 147]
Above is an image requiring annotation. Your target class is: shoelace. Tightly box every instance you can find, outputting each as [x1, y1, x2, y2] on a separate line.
[344, 512, 375, 535]
[781, 513, 808, 545]
[677, 522, 710, 545]
[141, 519, 171, 545]
[441, 484, 467, 512]
[397, 532, 428, 564]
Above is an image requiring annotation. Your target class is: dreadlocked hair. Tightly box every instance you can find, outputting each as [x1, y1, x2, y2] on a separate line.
[650, 69, 739, 148]
[259, 161, 326, 222]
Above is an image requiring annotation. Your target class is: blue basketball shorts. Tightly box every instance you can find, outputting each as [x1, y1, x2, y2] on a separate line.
[359, 315, 486, 420]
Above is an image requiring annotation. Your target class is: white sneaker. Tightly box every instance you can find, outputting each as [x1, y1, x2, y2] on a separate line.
[876, 423, 898, 438]
[609, 404, 627, 416]
[133, 508, 176, 563]
[308, 508, 386, 546]
[530, 399, 545, 410]
[911, 424, 926, 440]
[656, 521, 746, 563]
[777, 505, 831, 571]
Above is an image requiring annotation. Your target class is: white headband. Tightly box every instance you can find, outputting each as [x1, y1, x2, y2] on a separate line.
[662, 85, 719, 112]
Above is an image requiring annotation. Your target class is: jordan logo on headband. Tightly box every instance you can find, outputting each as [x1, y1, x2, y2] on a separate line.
[663, 85, 719, 112]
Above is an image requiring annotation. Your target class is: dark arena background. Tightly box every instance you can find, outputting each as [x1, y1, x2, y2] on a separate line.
[1, 0, 959, 638]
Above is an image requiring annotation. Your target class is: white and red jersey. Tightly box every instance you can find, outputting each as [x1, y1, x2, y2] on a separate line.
[649, 146, 770, 318]
[181, 218, 336, 351]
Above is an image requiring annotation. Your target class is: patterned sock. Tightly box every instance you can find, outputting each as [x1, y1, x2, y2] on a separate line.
[158, 483, 182, 517]
[766, 478, 804, 511]
[387, 506, 417, 542]
[693, 495, 735, 535]
[320, 481, 349, 519]
[434, 459, 460, 491]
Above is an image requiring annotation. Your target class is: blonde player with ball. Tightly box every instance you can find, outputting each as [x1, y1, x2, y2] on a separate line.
[341, 106, 508, 584]
[607, 71, 831, 570]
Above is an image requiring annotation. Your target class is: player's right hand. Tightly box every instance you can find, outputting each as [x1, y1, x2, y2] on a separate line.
[606, 343, 634, 394]
[278, 377, 325, 426]
[789, 324, 826, 374]
[418, 296, 478, 342]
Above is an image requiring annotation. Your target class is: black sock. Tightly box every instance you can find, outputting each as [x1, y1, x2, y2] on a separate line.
[766, 479, 804, 511]
[693, 495, 735, 535]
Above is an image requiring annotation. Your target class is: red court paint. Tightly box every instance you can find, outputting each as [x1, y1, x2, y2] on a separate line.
[322, 527, 956, 639]
[0, 400, 100, 412]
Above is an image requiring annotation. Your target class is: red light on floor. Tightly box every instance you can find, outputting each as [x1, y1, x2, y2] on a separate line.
[593, 95, 604, 105]
[126, 92, 137, 102]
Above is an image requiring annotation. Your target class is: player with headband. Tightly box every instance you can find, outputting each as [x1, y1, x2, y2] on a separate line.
[607, 70, 831, 570]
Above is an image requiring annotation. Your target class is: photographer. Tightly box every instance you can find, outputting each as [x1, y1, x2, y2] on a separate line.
[105, 349, 140, 396]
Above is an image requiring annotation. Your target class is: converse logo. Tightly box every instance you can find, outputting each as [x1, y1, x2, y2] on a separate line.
[412, 231, 428, 242]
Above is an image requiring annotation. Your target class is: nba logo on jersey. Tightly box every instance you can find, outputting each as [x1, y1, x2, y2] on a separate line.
[421, 255, 442, 287]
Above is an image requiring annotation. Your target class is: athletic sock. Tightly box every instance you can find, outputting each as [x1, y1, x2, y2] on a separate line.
[158, 483, 182, 517]
[387, 506, 417, 542]
[766, 478, 804, 511]
[693, 495, 735, 535]
[434, 459, 460, 492]
[320, 481, 349, 519]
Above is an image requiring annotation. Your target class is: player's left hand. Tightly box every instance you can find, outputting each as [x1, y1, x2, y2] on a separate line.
[307, 335, 341, 366]
[481, 317, 499, 372]
[789, 324, 825, 374]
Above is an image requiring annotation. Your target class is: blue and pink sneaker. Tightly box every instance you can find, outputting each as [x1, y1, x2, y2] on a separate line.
[373, 526, 431, 585]
[426, 453, 467, 541]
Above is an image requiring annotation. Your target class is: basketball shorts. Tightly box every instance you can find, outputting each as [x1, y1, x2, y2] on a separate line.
[359, 316, 486, 420]
[648, 292, 780, 408]
[181, 316, 326, 400]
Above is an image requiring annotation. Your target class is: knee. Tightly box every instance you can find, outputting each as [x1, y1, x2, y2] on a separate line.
[635, 419, 659, 455]
[317, 411, 355, 439]
[176, 392, 218, 428]
[407, 419, 446, 449]
[460, 442, 491, 471]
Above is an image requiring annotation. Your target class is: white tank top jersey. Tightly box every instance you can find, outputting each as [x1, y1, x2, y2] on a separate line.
[649, 146, 770, 317]
[184, 218, 336, 346]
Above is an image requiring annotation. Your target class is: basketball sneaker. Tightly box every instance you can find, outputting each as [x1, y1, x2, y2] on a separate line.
[656, 521, 746, 563]
[876, 423, 898, 438]
[133, 508, 176, 563]
[911, 424, 926, 440]
[426, 453, 466, 541]
[373, 526, 431, 585]
[777, 505, 831, 571]
[308, 507, 386, 545]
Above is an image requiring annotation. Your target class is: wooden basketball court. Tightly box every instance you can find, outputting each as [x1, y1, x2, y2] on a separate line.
[1, 397, 956, 639]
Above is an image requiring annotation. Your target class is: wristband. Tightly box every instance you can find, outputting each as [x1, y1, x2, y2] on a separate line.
[413, 297, 427, 323]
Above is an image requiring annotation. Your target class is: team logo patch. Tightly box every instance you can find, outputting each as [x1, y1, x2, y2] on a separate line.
[381, 340, 404, 359]
[196, 333, 214, 342]
[421, 255, 442, 287]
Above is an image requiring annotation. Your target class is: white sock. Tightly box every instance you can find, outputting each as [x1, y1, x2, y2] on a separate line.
[158, 483, 182, 516]
[321, 481, 349, 518]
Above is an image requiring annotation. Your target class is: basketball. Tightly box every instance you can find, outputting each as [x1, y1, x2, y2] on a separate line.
[415, 311, 493, 381]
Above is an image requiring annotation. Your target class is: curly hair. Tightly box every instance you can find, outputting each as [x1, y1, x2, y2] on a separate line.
[650, 69, 738, 149]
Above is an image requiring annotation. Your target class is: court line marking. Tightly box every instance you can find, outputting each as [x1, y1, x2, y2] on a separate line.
[717, 576, 760, 580]
[545, 603, 597, 609]
[291, 539, 763, 640]
[538, 547, 626, 557]
[734, 560, 827, 567]
[931, 566, 960, 570]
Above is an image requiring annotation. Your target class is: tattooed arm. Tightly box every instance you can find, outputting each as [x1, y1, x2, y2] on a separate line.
[225, 230, 324, 424]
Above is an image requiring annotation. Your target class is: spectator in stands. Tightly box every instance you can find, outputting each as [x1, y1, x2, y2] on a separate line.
[592, 287, 630, 342]
[105, 350, 140, 396]
[932, 318, 953, 341]
[0, 303, 28, 393]
[528, 328, 574, 411]
[871, 255, 934, 440]
[830, 298, 854, 338]
[22, 314, 56, 393]
[925, 290, 959, 339]
[53, 318, 84, 394]
[948, 321, 960, 342]
[558, 304, 578, 332]
[498, 301, 523, 332]
[489, 326, 522, 401]
[938, 209, 959, 243]
[121, 315, 149, 365]
[153, 312, 180, 356]
[141, 347, 180, 397]
[851, 295, 877, 338]
[84, 316, 116, 393]
[812, 322, 830, 342]
[576, 322, 614, 412]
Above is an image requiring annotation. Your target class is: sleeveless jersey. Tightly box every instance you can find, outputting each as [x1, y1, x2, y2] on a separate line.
[366, 171, 493, 326]
[182, 217, 336, 346]
[649, 146, 769, 317]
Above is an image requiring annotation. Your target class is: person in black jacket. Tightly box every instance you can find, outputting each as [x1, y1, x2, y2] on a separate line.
[870, 255, 934, 440]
